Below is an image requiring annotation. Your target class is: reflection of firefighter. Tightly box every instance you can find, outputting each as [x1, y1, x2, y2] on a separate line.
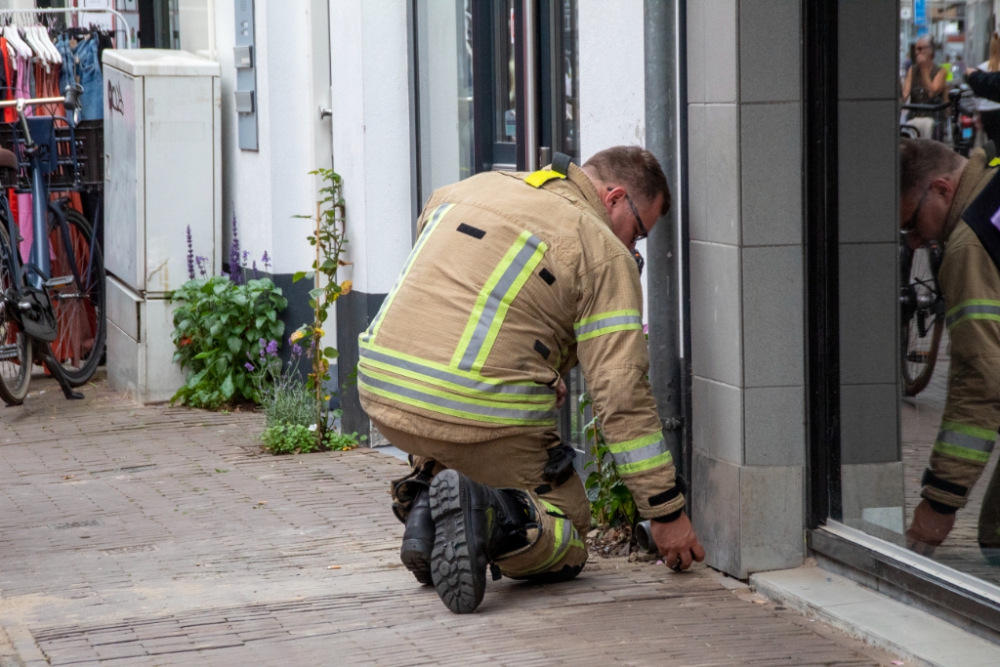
[361, 147, 704, 613]
[899, 138, 1000, 560]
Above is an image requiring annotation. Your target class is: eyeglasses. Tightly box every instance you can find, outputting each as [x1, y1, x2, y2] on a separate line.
[902, 185, 930, 236]
[624, 193, 649, 241]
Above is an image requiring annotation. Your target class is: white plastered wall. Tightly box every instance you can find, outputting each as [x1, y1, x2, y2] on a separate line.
[329, 0, 414, 296]
[212, 0, 332, 277]
[578, 0, 648, 318]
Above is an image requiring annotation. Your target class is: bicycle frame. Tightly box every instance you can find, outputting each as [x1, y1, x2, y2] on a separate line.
[0, 95, 90, 400]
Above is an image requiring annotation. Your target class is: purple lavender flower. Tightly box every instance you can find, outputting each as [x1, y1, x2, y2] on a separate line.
[242, 250, 250, 266]
[292, 343, 303, 357]
[252, 260, 258, 280]
[186, 226, 195, 281]
[266, 339, 279, 357]
[195, 256, 208, 278]
[228, 211, 243, 286]
[244, 362, 255, 372]
[258, 338, 267, 359]
[261, 250, 271, 271]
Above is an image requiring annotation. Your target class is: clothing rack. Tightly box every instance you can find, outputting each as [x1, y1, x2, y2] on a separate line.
[0, 8, 132, 49]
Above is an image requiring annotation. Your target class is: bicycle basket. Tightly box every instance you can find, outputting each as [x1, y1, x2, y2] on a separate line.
[0, 118, 103, 192]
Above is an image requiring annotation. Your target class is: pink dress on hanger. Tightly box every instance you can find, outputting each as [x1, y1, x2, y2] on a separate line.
[15, 54, 35, 264]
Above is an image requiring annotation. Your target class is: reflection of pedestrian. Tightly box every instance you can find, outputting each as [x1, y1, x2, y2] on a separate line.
[975, 34, 1000, 144]
[899, 138, 1000, 562]
[903, 37, 948, 139]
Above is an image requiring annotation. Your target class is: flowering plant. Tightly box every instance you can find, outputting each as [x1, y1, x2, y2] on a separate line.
[168, 221, 285, 409]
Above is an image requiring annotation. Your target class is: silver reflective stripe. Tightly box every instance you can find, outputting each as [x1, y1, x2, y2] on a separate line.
[359, 346, 552, 396]
[610, 438, 667, 468]
[574, 313, 642, 337]
[359, 371, 556, 422]
[362, 202, 453, 343]
[456, 235, 544, 371]
[937, 429, 995, 453]
[945, 303, 1000, 328]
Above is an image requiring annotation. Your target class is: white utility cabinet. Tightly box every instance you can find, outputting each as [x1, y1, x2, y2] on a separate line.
[103, 49, 221, 403]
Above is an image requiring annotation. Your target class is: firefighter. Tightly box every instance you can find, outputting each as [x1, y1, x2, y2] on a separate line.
[900, 138, 1000, 561]
[359, 146, 704, 614]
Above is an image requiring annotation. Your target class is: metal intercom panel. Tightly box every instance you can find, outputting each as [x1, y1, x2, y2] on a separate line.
[235, 0, 258, 150]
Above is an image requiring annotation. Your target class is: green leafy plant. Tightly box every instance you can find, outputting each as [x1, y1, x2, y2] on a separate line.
[168, 275, 287, 409]
[291, 168, 354, 449]
[261, 422, 319, 455]
[582, 393, 638, 528]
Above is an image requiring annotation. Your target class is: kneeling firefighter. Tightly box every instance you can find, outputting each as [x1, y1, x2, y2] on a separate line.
[359, 146, 706, 613]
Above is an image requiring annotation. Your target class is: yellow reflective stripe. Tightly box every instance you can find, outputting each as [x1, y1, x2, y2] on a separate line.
[471, 238, 547, 372]
[359, 339, 547, 392]
[525, 517, 573, 575]
[569, 538, 586, 550]
[358, 357, 552, 405]
[525, 169, 566, 188]
[539, 499, 565, 516]
[452, 231, 548, 372]
[575, 310, 643, 342]
[577, 323, 643, 342]
[359, 378, 556, 427]
[941, 420, 996, 441]
[607, 431, 662, 454]
[575, 309, 640, 328]
[618, 451, 673, 475]
[364, 203, 455, 342]
[360, 366, 554, 413]
[944, 299, 1000, 330]
[934, 441, 992, 463]
[990, 157, 1000, 167]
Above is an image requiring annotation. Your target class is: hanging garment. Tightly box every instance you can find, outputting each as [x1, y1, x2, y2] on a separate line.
[77, 36, 101, 120]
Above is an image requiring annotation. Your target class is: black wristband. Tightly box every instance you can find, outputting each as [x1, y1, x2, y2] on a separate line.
[920, 468, 968, 497]
[651, 508, 684, 524]
[647, 474, 688, 508]
[925, 498, 960, 515]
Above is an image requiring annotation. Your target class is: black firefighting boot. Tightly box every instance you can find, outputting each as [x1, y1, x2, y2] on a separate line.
[428, 469, 537, 613]
[400, 484, 434, 584]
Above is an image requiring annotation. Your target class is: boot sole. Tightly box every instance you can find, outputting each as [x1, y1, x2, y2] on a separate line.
[400, 539, 433, 585]
[429, 469, 485, 613]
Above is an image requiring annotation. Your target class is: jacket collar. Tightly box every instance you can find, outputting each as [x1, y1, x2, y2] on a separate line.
[566, 163, 612, 228]
[944, 149, 994, 242]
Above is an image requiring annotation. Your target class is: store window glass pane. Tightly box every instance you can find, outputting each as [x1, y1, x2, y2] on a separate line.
[415, 0, 476, 205]
[550, 0, 579, 160]
[838, 1, 1000, 589]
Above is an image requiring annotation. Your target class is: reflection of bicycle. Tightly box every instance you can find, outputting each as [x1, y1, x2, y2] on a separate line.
[0, 89, 106, 405]
[901, 85, 977, 155]
[899, 234, 945, 396]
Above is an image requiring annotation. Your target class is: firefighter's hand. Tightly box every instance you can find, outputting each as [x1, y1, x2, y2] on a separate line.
[906, 499, 957, 555]
[555, 378, 567, 409]
[651, 512, 706, 571]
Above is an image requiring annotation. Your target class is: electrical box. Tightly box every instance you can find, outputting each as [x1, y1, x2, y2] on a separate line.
[102, 49, 221, 403]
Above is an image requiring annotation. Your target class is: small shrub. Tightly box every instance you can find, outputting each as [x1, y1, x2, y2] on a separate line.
[168, 275, 287, 409]
[262, 422, 318, 455]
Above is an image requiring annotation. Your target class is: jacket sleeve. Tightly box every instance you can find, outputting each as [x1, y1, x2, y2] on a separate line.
[923, 240, 1000, 511]
[967, 69, 1000, 104]
[575, 252, 684, 520]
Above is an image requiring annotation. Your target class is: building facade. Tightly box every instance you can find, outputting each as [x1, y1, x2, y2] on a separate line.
[148, 0, 1000, 636]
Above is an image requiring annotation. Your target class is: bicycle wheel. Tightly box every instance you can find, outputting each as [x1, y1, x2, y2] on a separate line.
[0, 223, 31, 405]
[47, 207, 105, 386]
[901, 244, 945, 397]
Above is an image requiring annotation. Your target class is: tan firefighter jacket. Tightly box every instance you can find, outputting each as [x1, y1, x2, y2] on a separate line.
[922, 149, 1000, 510]
[357, 163, 684, 519]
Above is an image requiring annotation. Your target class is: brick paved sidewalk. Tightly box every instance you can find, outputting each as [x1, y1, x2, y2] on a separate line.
[0, 373, 903, 666]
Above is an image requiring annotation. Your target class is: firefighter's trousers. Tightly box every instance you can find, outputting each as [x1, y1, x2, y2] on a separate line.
[373, 419, 589, 581]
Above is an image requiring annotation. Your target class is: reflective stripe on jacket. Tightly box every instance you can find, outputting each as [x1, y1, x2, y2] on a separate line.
[357, 163, 684, 519]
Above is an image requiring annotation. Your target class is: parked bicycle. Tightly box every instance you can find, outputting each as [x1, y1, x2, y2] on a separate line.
[0, 88, 105, 405]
